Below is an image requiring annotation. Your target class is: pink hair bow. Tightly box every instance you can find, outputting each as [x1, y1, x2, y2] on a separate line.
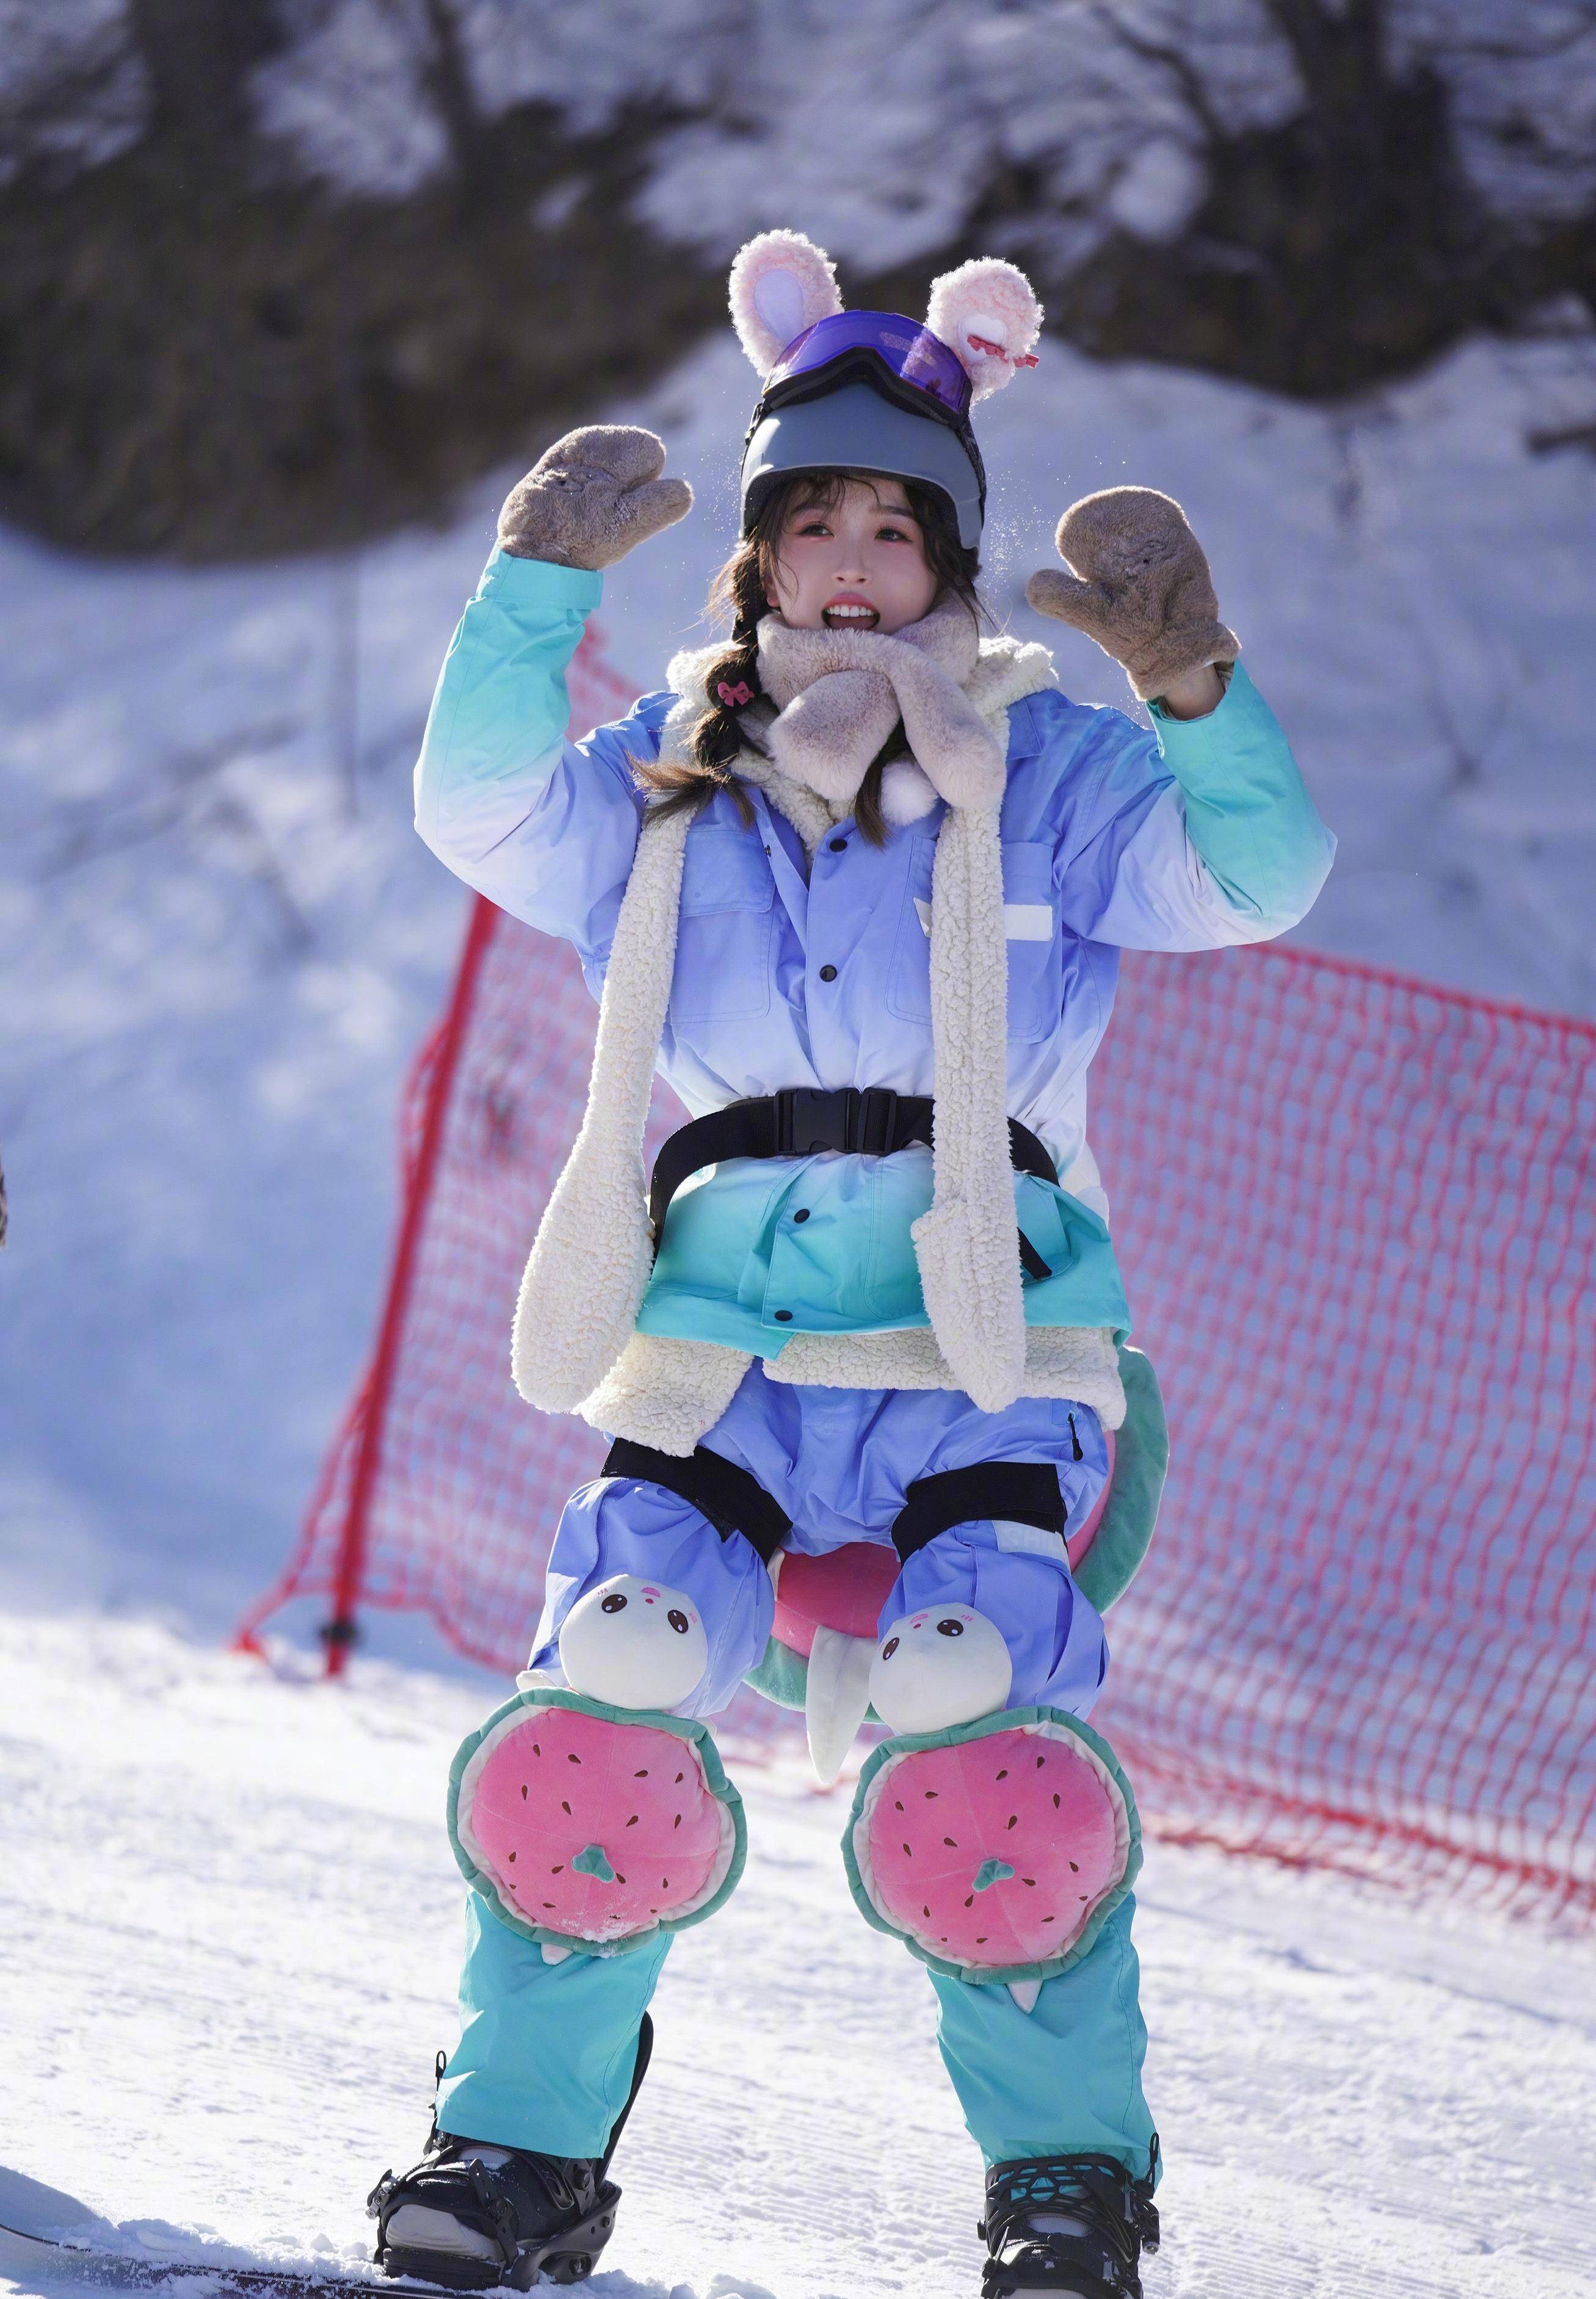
[717, 679, 753, 708]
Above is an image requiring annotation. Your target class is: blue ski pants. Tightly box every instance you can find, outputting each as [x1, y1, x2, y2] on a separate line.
[438, 1367, 1158, 2177]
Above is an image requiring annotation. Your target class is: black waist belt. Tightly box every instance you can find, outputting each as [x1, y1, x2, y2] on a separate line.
[648, 1088, 1057, 1280]
[601, 1437, 791, 1566]
[891, 1461, 1067, 1564]
[602, 1440, 1066, 1574]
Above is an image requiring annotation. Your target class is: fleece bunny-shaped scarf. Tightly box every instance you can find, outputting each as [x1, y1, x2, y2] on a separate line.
[509, 601, 1122, 1451]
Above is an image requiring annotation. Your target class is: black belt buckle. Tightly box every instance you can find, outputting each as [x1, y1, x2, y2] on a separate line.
[776, 1086, 855, 1156]
[775, 1086, 903, 1157]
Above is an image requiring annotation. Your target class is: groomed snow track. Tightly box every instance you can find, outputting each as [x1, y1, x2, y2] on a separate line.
[1, 1614, 1592, 2299]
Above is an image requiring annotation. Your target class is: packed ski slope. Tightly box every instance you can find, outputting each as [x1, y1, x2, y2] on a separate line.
[1, 1611, 1594, 2299]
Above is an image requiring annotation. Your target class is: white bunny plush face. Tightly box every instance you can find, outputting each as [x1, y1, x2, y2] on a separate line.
[728, 230, 1043, 402]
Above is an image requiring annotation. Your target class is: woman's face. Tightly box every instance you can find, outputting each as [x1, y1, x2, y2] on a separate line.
[766, 478, 940, 636]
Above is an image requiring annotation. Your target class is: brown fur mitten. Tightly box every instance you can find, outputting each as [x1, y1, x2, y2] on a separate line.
[497, 426, 692, 570]
[1025, 487, 1238, 700]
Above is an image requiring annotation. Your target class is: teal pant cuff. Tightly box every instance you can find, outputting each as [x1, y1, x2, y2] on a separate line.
[930, 1896, 1158, 2179]
[438, 1892, 670, 2157]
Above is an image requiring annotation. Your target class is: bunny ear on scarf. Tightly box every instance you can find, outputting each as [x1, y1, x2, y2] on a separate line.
[728, 230, 844, 376]
[926, 258, 1043, 402]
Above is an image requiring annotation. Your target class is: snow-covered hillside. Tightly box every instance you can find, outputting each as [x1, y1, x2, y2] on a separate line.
[2, 329, 1595, 1643]
[2, 1611, 1593, 2299]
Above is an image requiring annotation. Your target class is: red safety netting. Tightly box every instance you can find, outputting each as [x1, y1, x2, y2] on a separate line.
[243, 623, 1596, 1917]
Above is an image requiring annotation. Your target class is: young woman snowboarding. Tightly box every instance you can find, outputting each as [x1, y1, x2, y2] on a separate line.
[367, 231, 1334, 2298]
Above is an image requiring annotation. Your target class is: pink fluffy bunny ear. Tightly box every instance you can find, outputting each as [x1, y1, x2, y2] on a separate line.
[926, 258, 1043, 401]
[728, 230, 844, 377]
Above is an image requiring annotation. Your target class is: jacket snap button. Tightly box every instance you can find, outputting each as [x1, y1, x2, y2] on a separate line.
[773, 1309, 793, 1322]
[792, 1208, 810, 1223]
[818, 964, 838, 982]
[829, 837, 847, 852]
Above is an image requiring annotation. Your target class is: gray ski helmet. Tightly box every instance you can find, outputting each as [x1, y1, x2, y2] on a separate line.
[741, 381, 985, 549]
[728, 232, 1044, 554]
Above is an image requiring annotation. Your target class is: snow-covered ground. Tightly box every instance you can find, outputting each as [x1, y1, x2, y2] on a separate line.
[4, 327, 1595, 1643]
[2, 1611, 1593, 2299]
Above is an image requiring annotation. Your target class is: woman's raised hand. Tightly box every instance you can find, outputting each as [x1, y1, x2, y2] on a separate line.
[1025, 486, 1238, 702]
[497, 425, 693, 571]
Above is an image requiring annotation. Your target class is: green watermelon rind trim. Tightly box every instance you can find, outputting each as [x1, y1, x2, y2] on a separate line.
[841, 1705, 1142, 1986]
[447, 1686, 747, 1956]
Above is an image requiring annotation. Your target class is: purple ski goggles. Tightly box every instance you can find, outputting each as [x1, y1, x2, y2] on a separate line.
[762, 311, 973, 421]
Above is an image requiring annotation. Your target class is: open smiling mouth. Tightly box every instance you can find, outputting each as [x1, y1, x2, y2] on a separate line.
[822, 600, 880, 630]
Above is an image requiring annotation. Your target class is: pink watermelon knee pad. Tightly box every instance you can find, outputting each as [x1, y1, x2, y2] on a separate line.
[449, 1688, 745, 1953]
[844, 1708, 1140, 1985]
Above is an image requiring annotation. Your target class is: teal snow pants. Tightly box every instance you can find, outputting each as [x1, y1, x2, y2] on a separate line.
[440, 1883, 1155, 2175]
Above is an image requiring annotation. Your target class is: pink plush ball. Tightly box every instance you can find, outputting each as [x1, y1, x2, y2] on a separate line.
[864, 1724, 1123, 1969]
[463, 1704, 727, 1944]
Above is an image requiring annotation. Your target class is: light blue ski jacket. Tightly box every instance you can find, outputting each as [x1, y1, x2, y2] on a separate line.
[416, 551, 1334, 1354]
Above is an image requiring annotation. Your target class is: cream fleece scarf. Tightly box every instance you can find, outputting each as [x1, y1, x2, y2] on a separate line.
[511, 601, 1125, 1451]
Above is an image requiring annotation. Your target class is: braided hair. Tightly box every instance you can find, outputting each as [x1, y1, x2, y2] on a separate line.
[635, 470, 982, 845]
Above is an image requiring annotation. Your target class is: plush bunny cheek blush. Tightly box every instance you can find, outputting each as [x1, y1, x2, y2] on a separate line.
[559, 1573, 709, 1711]
[869, 1604, 1013, 1736]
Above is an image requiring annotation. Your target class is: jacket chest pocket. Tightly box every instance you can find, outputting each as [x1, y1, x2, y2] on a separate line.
[887, 835, 1059, 1043]
[886, 835, 938, 1025]
[670, 825, 774, 1023]
[1001, 840, 1061, 1045]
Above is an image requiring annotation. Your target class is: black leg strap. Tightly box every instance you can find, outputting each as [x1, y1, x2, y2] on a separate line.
[601, 1438, 792, 1566]
[891, 1461, 1067, 1566]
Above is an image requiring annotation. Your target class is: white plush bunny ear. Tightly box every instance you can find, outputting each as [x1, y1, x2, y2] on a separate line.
[925, 258, 1043, 401]
[728, 230, 844, 377]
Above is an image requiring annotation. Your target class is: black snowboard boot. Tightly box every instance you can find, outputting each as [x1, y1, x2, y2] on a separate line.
[368, 2022, 653, 2290]
[979, 2146, 1160, 2298]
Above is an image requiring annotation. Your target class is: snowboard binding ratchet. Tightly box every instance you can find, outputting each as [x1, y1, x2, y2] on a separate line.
[369, 2025, 652, 2289]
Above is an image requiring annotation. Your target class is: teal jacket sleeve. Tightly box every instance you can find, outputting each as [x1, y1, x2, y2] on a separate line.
[413, 549, 661, 956]
[1053, 662, 1336, 951]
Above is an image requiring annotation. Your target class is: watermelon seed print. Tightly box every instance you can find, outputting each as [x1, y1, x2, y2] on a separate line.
[1069, 1859, 1078, 1872]
[561, 1800, 571, 1815]
[996, 1769, 1008, 1780]
[507, 1852, 516, 1863]
[634, 1769, 648, 1778]
[521, 1784, 528, 1800]
[626, 1815, 639, 1826]
[943, 1836, 957, 1847]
